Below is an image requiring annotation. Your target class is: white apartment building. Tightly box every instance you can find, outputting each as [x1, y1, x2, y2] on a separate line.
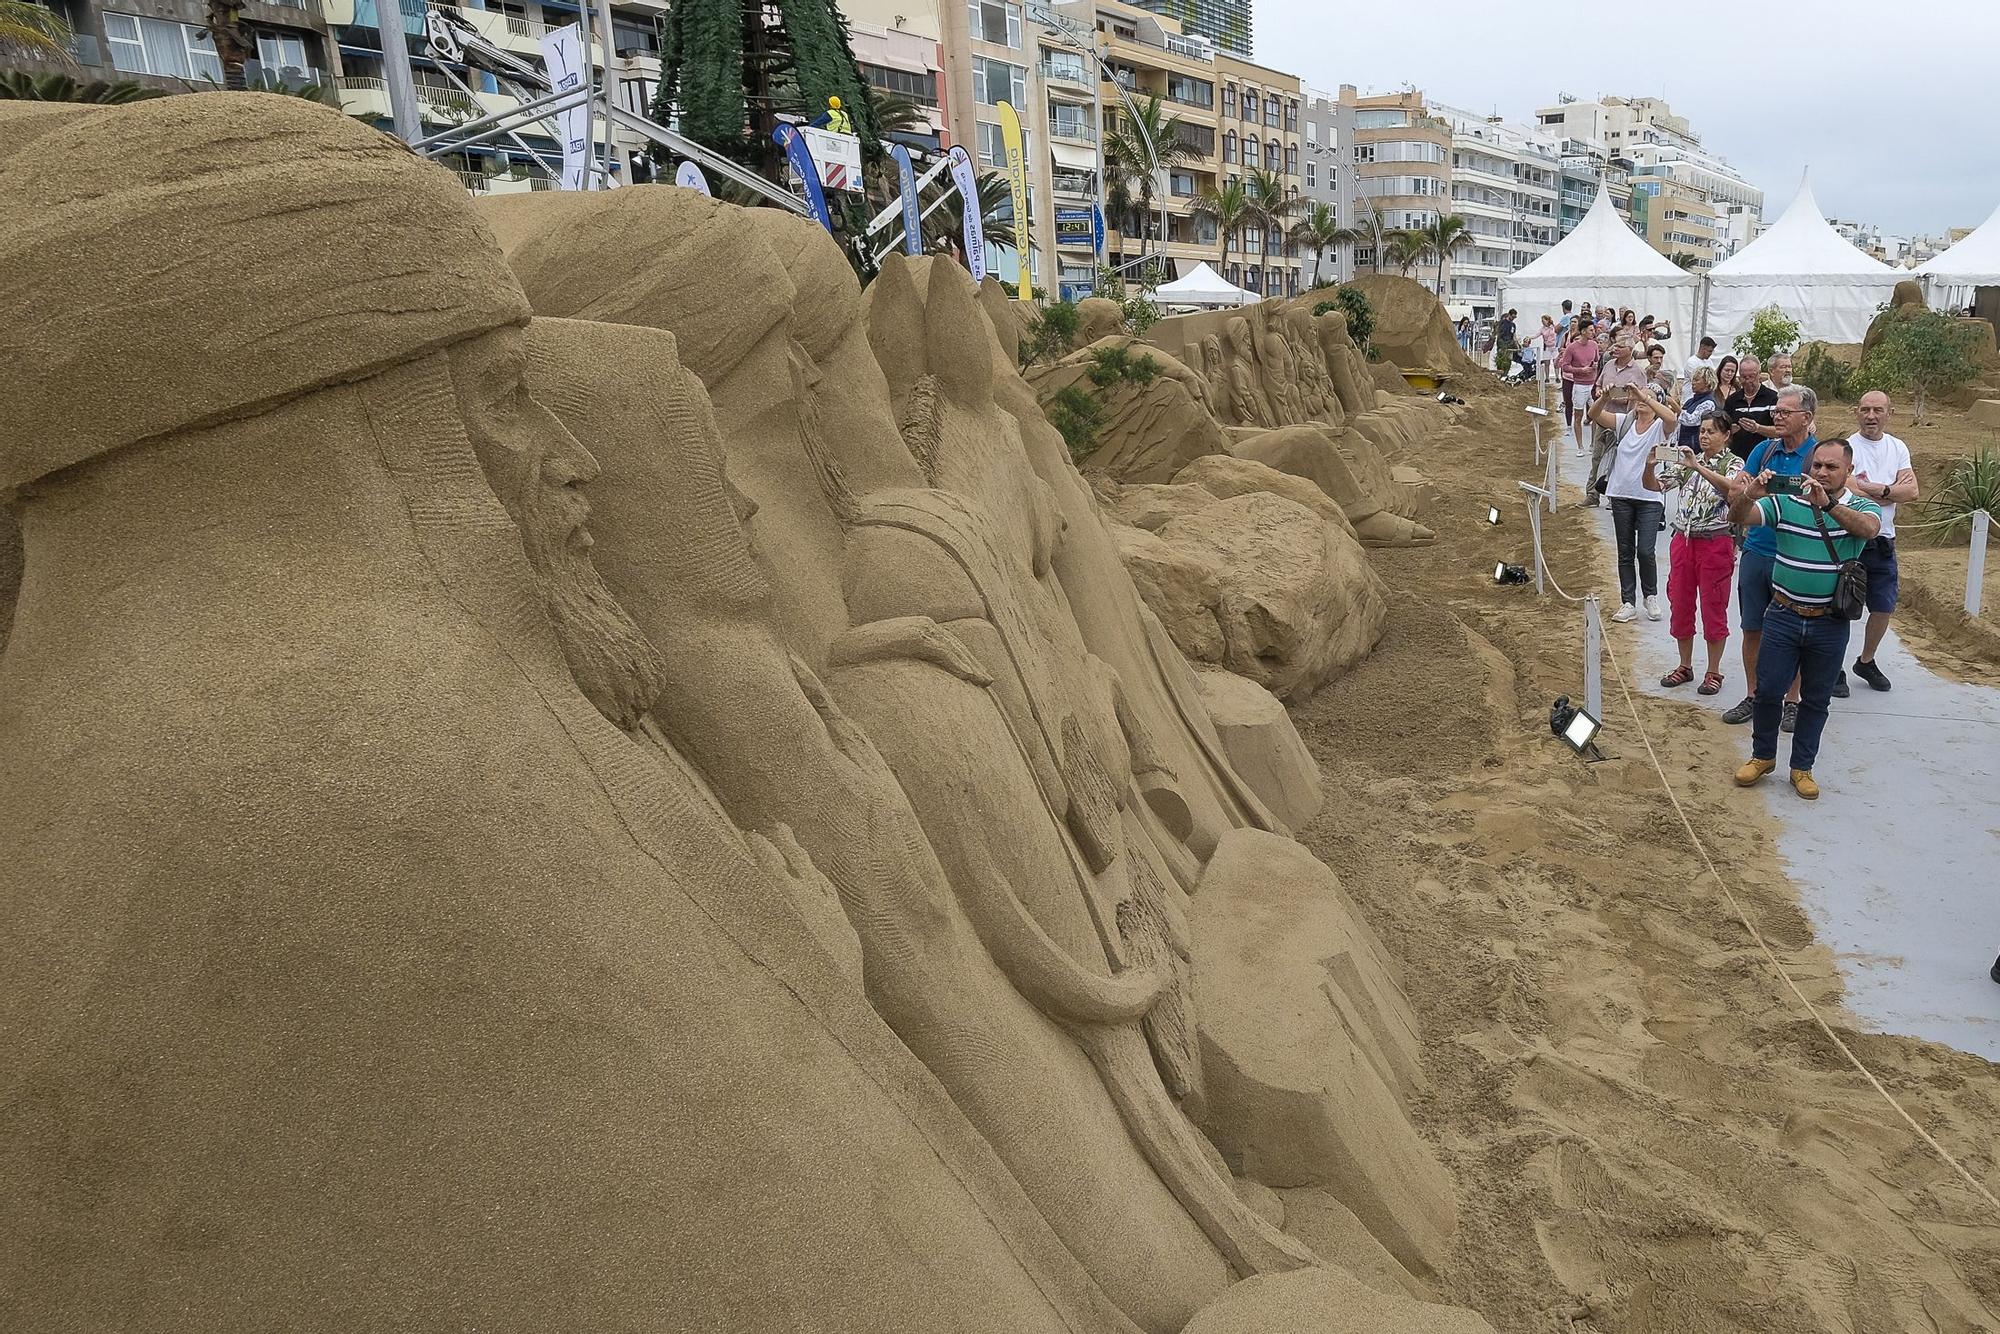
[1435, 103, 1559, 320]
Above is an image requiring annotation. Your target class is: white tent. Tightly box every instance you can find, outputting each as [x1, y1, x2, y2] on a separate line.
[1500, 181, 1698, 360]
[1702, 173, 1900, 346]
[1917, 201, 2000, 309]
[1154, 261, 1256, 308]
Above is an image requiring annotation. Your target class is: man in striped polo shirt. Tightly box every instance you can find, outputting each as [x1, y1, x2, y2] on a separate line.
[1725, 439, 1882, 799]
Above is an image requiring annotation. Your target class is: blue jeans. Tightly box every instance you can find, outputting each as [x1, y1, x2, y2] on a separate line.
[1737, 547, 1776, 632]
[1752, 603, 1851, 771]
[1609, 497, 1663, 605]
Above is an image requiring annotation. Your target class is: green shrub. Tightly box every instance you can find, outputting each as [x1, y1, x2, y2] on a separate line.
[1084, 343, 1162, 388]
[1795, 343, 1852, 401]
[1047, 384, 1105, 464]
[1020, 299, 1081, 367]
[1331, 285, 1374, 351]
[1731, 305, 1802, 363]
[1904, 445, 2000, 544]
[1850, 309, 1984, 422]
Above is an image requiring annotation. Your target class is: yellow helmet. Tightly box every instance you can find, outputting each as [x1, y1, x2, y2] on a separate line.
[828, 96, 842, 110]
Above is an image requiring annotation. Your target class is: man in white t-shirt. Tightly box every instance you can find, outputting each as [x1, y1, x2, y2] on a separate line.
[1682, 335, 1722, 382]
[1842, 390, 1919, 692]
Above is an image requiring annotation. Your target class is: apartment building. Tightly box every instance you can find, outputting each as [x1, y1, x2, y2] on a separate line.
[1121, 0, 1250, 58]
[850, 15, 946, 152]
[1434, 103, 1557, 319]
[1554, 136, 1633, 237]
[1630, 173, 1718, 270]
[4, 0, 337, 100]
[1299, 88, 1346, 282]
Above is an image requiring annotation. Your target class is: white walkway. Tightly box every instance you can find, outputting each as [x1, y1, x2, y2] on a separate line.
[1547, 420, 2000, 1062]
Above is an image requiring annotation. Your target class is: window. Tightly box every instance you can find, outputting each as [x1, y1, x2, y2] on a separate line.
[1170, 170, 1195, 197]
[1304, 160, 1315, 188]
[611, 17, 658, 55]
[1221, 131, 1236, 164]
[1175, 122, 1214, 155]
[1352, 144, 1374, 163]
[1243, 137, 1259, 167]
[1241, 90, 1258, 123]
[1192, 216, 1216, 243]
[1048, 106, 1090, 140]
[105, 11, 221, 81]
[1043, 51, 1087, 84]
[1245, 265, 1261, 291]
[1165, 73, 1212, 108]
[1243, 226, 1261, 252]
[972, 56, 1025, 109]
[1266, 139, 1279, 171]
[862, 63, 940, 107]
[1353, 247, 1373, 268]
[1353, 109, 1407, 129]
[967, 0, 1022, 49]
[1285, 100, 1298, 132]
[256, 32, 309, 75]
[1285, 145, 1297, 175]
[1222, 84, 1235, 117]
[975, 120, 1006, 167]
[1263, 103, 1277, 128]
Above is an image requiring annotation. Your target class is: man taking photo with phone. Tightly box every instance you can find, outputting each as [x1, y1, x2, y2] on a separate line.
[1726, 437, 1881, 799]
[1721, 385, 1819, 729]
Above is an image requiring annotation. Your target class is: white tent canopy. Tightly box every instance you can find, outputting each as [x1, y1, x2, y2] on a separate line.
[1500, 181, 1697, 360]
[1917, 201, 2000, 307]
[1154, 261, 1256, 308]
[1702, 173, 1900, 346]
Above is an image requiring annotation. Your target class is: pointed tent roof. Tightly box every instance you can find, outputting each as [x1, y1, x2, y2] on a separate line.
[1507, 181, 1695, 286]
[1154, 261, 1256, 306]
[1710, 172, 1898, 280]
[1917, 202, 2000, 285]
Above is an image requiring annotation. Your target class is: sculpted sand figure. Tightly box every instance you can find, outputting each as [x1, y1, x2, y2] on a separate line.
[523, 314, 1244, 1331]
[0, 96, 1141, 1334]
[1224, 316, 1273, 427]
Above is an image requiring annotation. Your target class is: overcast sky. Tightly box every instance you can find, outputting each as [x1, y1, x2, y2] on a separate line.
[1257, 0, 1999, 239]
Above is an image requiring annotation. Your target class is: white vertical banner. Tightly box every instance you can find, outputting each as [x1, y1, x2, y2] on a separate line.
[539, 23, 593, 191]
[674, 161, 712, 195]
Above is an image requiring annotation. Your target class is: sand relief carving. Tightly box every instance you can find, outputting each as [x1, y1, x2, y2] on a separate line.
[0, 96, 1164, 1334]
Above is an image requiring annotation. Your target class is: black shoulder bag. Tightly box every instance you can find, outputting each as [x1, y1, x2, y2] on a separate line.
[1811, 501, 1869, 622]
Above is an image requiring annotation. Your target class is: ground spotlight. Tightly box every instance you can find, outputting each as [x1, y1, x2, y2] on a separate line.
[1524, 406, 1549, 418]
[1487, 506, 1502, 525]
[1494, 562, 1529, 585]
[1549, 695, 1603, 757]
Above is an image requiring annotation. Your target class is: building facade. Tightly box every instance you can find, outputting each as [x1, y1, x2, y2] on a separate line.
[1629, 173, 1718, 270]
[1337, 86, 1448, 280]
[1435, 103, 1558, 319]
[1298, 87, 1345, 284]
[1121, 0, 1250, 59]
[4, 0, 337, 105]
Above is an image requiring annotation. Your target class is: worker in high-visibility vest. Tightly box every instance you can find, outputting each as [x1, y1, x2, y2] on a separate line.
[823, 96, 854, 135]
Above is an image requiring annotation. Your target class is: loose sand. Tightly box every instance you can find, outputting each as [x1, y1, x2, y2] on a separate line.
[1284, 387, 2000, 1331]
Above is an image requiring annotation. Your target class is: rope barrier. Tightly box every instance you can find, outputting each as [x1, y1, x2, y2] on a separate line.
[1523, 433, 1997, 1215]
[1594, 621, 2000, 1217]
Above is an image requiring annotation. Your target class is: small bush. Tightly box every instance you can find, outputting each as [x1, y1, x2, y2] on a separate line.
[1905, 445, 2000, 544]
[1732, 305, 1802, 363]
[1851, 310, 1984, 422]
[1047, 384, 1105, 464]
[1331, 285, 1374, 351]
[1312, 299, 1338, 318]
[1020, 299, 1081, 367]
[1084, 343, 1162, 388]
[1795, 343, 1852, 401]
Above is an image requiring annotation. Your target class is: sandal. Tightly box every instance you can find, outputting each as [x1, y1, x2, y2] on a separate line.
[1698, 672, 1725, 696]
[1660, 665, 1695, 688]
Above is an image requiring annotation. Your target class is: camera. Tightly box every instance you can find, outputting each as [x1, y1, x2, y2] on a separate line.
[1765, 474, 1804, 496]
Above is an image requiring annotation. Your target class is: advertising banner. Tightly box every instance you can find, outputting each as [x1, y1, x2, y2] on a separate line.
[887, 143, 922, 256]
[945, 144, 985, 282]
[537, 23, 592, 191]
[996, 101, 1030, 280]
[772, 125, 834, 233]
[674, 161, 711, 195]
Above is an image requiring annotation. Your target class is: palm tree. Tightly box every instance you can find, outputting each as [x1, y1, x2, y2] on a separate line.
[1669, 251, 1701, 271]
[1382, 229, 1427, 278]
[1350, 199, 1393, 273]
[0, 71, 166, 101]
[865, 88, 931, 142]
[1292, 202, 1357, 287]
[1242, 167, 1300, 289]
[925, 169, 1017, 255]
[1187, 178, 1251, 275]
[1, 0, 71, 61]
[1102, 92, 1199, 261]
[1418, 213, 1471, 296]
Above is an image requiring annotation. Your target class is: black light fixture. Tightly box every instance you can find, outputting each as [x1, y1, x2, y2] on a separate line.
[1494, 562, 1529, 585]
[1487, 505, 1502, 525]
[1549, 695, 1603, 756]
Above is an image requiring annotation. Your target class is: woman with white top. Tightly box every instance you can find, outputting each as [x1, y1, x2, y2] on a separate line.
[1586, 379, 1676, 622]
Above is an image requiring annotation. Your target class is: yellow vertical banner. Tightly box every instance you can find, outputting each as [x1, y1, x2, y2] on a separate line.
[996, 100, 1032, 297]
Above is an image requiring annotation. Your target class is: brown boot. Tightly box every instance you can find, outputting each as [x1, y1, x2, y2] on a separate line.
[1734, 757, 1776, 787]
[1790, 769, 1819, 800]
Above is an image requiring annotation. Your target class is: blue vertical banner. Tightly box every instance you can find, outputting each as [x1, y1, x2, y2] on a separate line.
[945, 144, 985, 283]
[888, 143, 922, 256]
[773, 125, 834, 233]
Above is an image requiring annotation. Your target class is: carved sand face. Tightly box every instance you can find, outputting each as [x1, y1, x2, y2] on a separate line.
[450, 329, 666, 729]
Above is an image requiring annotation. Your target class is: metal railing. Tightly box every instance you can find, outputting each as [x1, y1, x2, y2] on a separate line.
[1048, 118, 1097, 144]
[1162, 33, 1211, 61]
[1039, 61, 1090, 86]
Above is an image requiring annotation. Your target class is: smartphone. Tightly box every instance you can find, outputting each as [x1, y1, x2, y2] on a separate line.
[1651, 444, 1679, 465]
[1765, 474, 1803, 496]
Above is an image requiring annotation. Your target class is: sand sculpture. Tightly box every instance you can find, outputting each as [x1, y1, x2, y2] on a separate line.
[1, 95, 1492, 1333]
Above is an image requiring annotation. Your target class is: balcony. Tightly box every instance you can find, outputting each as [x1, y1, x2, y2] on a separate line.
[1162, 33, 1212, 61]
[1040, 61, 1090, 88]
[1048, 118, 1097, 145]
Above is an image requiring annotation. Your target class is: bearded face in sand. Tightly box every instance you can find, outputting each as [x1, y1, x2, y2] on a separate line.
[448, 330, 667, 729]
